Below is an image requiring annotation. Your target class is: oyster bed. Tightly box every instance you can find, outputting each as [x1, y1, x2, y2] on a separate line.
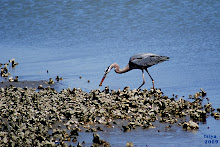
[0, 85, 219, 146]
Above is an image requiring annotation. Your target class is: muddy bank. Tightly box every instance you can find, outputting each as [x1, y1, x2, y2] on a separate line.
[0, 85, 219, 146]
[0, 81, 49, 89]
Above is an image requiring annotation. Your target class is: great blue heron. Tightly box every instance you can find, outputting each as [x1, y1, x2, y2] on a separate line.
[99, 53, 169, 89]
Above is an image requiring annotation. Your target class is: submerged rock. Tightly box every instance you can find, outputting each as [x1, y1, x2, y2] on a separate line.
[92, 133, 110, 147]
[126, 142, 133, 147]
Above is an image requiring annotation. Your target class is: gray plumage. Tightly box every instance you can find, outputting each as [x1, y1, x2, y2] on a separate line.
[129, 53, 169, 69]
[99, 53, 169, 89]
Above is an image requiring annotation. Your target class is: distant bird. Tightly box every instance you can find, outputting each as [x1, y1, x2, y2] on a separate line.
[99, 53, 169, 89]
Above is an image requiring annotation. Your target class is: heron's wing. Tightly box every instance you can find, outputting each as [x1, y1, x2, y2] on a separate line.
[129, 53, 168, 68]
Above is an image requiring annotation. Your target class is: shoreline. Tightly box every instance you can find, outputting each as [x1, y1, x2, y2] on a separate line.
[0, 84, 219, 146]
[0, 80, 54, 89]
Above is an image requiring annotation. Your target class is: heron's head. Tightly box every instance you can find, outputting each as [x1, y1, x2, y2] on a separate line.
[99, 66, 111, 86]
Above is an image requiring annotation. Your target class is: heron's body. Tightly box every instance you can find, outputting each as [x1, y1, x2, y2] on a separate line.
[99, 53, 169, 89]
[129, 53, 169, 69]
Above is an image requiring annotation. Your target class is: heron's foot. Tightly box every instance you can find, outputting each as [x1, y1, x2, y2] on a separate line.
[137, 86, 142, 90]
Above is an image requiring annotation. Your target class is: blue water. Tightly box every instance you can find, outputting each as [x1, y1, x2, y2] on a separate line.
[0, 0, 220, 146]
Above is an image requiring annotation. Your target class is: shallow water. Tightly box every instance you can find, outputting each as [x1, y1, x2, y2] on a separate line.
[0, 0, 220, 146]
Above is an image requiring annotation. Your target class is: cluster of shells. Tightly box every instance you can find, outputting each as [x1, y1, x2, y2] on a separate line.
[1, 58, 18, 81]
[0, 85, 219, 146]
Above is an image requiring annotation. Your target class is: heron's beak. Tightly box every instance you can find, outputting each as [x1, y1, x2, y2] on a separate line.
[99, 65, 111, 86]
[99, 74, 106, 86]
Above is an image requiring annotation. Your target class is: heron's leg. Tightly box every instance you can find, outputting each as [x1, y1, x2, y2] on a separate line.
[145, 69, 154, 89]
[138, 69, 145, 90]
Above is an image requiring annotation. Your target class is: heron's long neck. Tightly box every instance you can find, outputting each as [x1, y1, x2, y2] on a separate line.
[110, 63, 130, 74]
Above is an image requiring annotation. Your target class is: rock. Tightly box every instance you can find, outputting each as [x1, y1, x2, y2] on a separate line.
[182, 121, 199, 130]
[91, 128, 97, 132]
[200, 88, 207, 97]
[14, 76, 19, 82]
[38, 85, 43, 89]
[77, 142, 82, 147]
[126, 142, 133, 147]
[104, 86, 109, 93]
[212, 112, 220, 119]
[92, 133, 110, 147]
[97, 126, 103, 131]
[72, 137, 77, 142]
[205, 103, 213, 113]
[9, 58, 18, 67]
[122, 125, 131, 132]
[189, 120, 199, 129]
[8, 76, 14, 82]
[48, 78, 54, 84]
[93, 133, 101, 144]
[1, 87, 4, 92]
[56, 76, 60, 81]
[101, 140, 111, 147]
